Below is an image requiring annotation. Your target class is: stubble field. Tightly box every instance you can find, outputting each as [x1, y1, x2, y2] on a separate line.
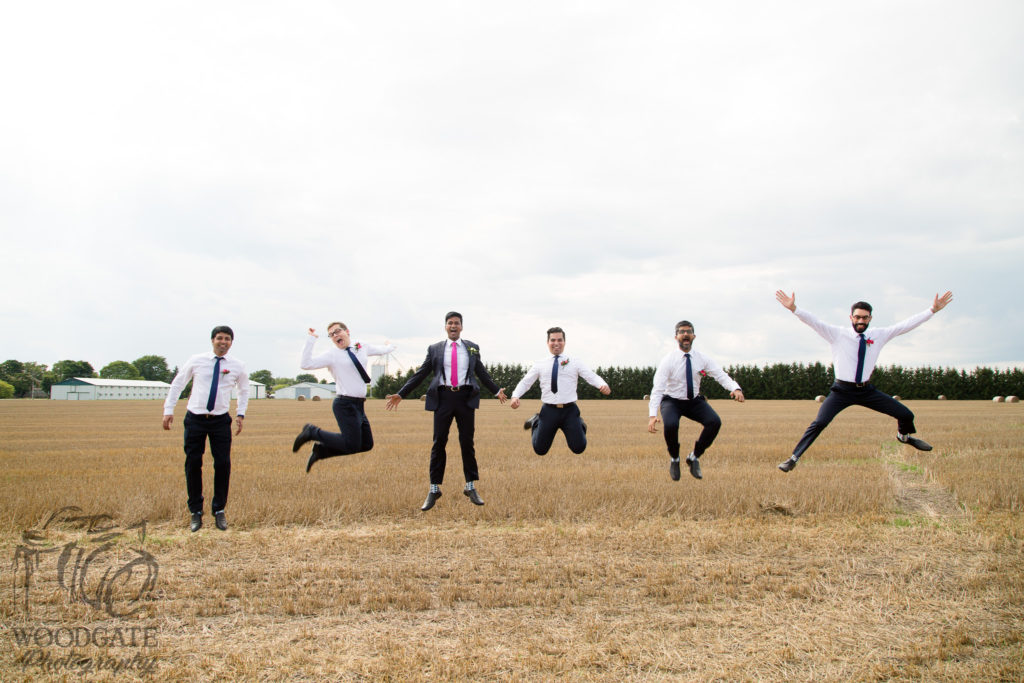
[1, 398, 1022, 681]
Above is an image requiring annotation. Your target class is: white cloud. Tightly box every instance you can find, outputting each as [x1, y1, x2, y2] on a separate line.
[1, 1, 1021, 379]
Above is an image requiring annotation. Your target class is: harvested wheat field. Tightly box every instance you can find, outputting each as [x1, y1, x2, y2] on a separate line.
[1, 399, 1022, 681]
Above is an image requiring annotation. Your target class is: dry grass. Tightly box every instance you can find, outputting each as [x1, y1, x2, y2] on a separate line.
[1, 399, 1022, 681]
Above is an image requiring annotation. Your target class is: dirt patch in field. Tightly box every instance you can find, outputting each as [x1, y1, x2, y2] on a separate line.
[888, 446, 965, 520]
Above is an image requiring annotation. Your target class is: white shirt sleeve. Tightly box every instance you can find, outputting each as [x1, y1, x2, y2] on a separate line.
[512, 362, 541, 400]
[163, 355, 197, 416]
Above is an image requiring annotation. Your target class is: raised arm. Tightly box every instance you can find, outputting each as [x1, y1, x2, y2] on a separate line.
[931, 291, 953, 313]
[775, 290, 796, 312]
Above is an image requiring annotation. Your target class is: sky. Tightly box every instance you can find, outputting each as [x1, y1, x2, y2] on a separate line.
[2, 1, 1022, 383]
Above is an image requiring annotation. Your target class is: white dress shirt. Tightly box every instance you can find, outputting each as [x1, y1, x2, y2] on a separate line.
[648, 348, 739, 417]
[442, 339, 469, 387]
[164, 353, 249, 417]
[511, 355, 606, 404]
[301, 336, 396, 398]
[793, 306, 933, 383]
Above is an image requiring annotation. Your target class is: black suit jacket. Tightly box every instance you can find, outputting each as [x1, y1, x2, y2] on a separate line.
[397, 339, 500, 411]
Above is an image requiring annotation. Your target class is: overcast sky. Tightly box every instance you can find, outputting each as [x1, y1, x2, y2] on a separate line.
[2, 1, 1021, 382]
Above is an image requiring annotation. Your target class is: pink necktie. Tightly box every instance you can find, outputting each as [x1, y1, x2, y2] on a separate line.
[451, 342, 458, 387]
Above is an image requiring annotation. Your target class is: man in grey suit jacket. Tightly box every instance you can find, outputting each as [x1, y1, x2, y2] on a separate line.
[386, 311, 507, 510]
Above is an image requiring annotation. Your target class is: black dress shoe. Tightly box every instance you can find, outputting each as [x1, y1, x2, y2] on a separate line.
[778, 456, 799, 473]
[214, 511, 227, 531]
[292, 424, 318, 452]
[523, 414, 539, 430]
[901, 435, 933, 451]
[669, 460, 681, 481]
[421, 490, 441, 511]
[687, 455, 702, 480]
[190, 512, 203, 532]
[463, 488, 484, 506]
[306, 445, 322, 473]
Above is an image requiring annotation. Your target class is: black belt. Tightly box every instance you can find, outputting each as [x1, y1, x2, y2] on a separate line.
[335, 395, 365, 402]
[544, 401, 575, 409]
[835, 380, 870, 389]
[188, 411, 227, 419]
[440, 385, 471, 392]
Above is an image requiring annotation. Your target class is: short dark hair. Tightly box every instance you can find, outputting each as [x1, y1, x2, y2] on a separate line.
[326, 321, 348, 332]
[444, 311, 463, 323]
[851, 301, 873, 315]
[546, 326, 565, 341]
[675, 320, 695, 334]
[211, 325, 234, 340]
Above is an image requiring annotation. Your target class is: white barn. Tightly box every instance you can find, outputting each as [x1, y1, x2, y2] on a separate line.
[51, 377, 172, 400]
[51, 377, 267, 400]
[272, 382, 337, 400]
[233, 381, 267, 400]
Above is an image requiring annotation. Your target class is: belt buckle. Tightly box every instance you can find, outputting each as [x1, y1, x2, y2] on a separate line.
[555, 403, 565, 408]
[450, 385, 460, 392]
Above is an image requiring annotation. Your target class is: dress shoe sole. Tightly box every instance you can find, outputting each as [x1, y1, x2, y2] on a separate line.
[292, 424, 316, 453]
[903, 437, 933, 452]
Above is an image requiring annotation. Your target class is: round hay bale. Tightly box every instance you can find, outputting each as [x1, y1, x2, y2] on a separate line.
[297, 395, 305, 401]
[420, 395, 427, 401]
[643, 394, 650, 400]
[937, 395, 947, 400]
[892, 395, 901, 401]
[312, 395, 321, 401]
[993, 396, 1004, 402]
[814, 395, 825, 403]
[1007, 396, 1020, 403]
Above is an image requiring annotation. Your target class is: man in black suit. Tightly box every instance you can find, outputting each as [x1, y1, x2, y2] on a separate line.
[385, 311, 507, 511]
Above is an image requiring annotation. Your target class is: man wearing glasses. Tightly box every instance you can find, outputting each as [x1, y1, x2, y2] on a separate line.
[291, 322, 395, 473]
[775, 290, 953, 472]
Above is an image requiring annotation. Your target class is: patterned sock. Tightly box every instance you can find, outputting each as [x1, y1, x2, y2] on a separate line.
[897, 433, 909, 442]
[671, 457, 680, 463]
[430, 484, 440, 493]
[464, 481, 475, 491]
[686, 452, 697, 462]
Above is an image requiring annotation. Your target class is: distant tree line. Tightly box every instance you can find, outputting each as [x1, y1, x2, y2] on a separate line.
[371, 362, 1024, 401]
[3, 357, 1020, 400]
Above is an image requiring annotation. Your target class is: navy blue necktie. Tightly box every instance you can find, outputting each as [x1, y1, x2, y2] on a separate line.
[551, 356, 560, 394]
[855, 334, 866, 384]
[347, 348, 372, 384]
[206, 356, 222, 411]
[684, 353, 694, 400]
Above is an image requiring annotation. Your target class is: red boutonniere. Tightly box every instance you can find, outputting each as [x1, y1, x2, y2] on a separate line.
[865, 339, 875, 346]
[699, 370, 707, 377]
[560, 358, 570, 367]
[221, 368, 230, 375]
[354, 342, 362, 350]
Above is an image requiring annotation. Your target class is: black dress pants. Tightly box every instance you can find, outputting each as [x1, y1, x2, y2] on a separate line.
[659, 395, 722, 459]
[531, 402, 587, 455]
[315, 396, 373, 458]
[792, 382, 915, 458]
[183, 411, 232, 514]
[430, 389, 477, 485]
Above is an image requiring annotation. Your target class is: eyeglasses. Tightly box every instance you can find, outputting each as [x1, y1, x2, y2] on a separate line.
[328, 329, 346, 338]
[851, 315, 872, 321]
